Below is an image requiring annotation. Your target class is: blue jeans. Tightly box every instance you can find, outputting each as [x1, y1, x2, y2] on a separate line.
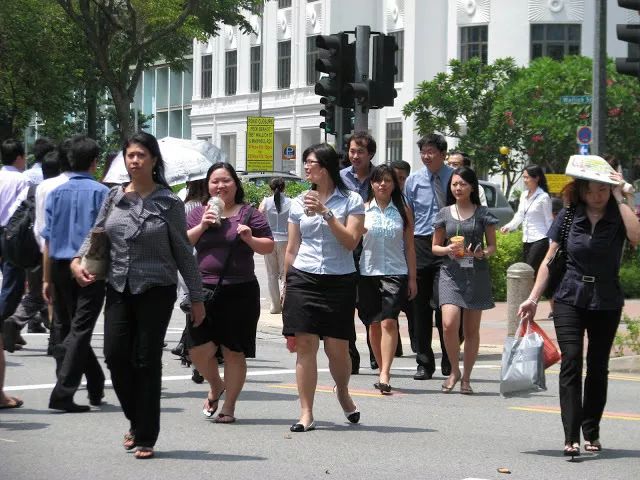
[0, 259, 26, 324]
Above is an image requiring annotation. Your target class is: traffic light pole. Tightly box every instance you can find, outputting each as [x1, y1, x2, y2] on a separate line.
[592, 0, 607, 155]
[354, 25, 370, 132]
[335, 105, 345, 153]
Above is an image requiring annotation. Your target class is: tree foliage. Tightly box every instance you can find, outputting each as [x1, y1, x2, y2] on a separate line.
[56, 0, 262, 142]
[0, 0, 89, 141]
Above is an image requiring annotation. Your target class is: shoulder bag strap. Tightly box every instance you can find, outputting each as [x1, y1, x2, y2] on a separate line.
[211, 206, 255, 296]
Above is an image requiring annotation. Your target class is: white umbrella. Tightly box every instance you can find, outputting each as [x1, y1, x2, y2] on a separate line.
[103, 136, 227, 186]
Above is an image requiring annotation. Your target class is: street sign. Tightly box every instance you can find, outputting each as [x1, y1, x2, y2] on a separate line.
[579, 143, 590, 155]
[246, 116, 274, 172]
[576, 125, 592, 145]
[282, 144, 296, 160]
[546, 174, 571, 194]
[560, 95, 592, 105]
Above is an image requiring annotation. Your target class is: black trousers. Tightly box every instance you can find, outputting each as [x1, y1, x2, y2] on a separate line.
[553, 302, 621, 444]
[523, 237, 549, 276]
[49, 259, 105, 403]
[104, 284, 176, 448]
[412, 236, 447, 371]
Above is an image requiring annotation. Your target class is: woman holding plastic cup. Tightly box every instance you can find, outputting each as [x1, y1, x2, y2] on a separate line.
[431, 167, 498, 395]
[282, 143, 365, 432]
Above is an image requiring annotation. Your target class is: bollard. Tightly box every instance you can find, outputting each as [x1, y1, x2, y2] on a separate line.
[506, 263, 535, 336]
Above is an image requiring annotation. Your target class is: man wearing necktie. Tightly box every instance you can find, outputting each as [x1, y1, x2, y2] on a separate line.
[403, 134, 453, 380]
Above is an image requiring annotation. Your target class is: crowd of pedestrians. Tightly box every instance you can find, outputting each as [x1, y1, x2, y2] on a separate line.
[0, 128, 635, 458]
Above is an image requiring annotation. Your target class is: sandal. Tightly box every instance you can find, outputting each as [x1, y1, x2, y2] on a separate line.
[134, 446, 154, 459]
[441, 373, 461, 393]
[202, 389, 225, 418]
[123, 432, 136, 451]
[584, 440, 602, 452]
[460, 381, 474, 395]
[0, 396, 24, 409]
[563, 442, 580, 457]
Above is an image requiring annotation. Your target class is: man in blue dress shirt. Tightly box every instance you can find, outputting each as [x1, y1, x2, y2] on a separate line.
[42, 135, 109, 412]
[404, 134, 453, 380]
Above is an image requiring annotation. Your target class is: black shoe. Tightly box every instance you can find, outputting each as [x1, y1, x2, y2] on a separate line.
[191, 369, 204, 384]
[441, 359, 452, 377]
[373, 382, 392, 393]
[290, 421, 315, 432]
[170, 342, 184, 356]
[344, 408, 360, 424]
[46, 341, 54, 356]
[351, 362, 360, 375]
[395, 347, 403, 358]
[216, 351, 224, 366]
[88, 392, 104, 406]
[370, 359, 378, 370]
[413, 365, 433, 381]
[16, 334, 27, 346]
[2, 320, 19, 353]
[49, 399, 91, 413]
[27, 322, 48, 333]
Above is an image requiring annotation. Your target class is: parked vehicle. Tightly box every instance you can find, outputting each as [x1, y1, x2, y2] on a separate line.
[479, 180, 514, 227]
[238, 171, 304, 186]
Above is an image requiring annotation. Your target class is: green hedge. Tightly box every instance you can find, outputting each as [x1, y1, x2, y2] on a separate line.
[490, 232, 640, 301]
[243, 181, 310, 208]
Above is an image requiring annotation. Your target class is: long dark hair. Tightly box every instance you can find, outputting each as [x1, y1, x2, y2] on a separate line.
[524, 164, 548, 193]
[122, 132, 170, 188]
[302, 143, 349, 197]
[446, 167, 481, 206]
[562, 179, 617, 210]
[368, 164, 409, 229]
[184, 178, 209, 205]
[269, 177, 286, 213]
[205, 162, 245, 204]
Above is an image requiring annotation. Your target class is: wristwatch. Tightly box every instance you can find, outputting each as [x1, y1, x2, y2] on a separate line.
[322, 209, 335, 221]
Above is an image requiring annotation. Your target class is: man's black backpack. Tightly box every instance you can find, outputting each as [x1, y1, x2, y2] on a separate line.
[0, 185, 41, 268]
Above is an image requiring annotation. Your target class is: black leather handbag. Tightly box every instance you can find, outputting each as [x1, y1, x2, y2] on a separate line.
[545, 205, 575, 297]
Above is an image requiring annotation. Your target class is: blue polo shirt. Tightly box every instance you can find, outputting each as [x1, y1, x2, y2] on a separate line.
[42, 173, 109, 260]
[403, 164, 453, 236]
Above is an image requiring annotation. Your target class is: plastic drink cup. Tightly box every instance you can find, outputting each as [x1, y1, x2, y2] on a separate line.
[207, 196, 225, 227]
[450, 235, 465, 257]
[304, 190, 319, 216]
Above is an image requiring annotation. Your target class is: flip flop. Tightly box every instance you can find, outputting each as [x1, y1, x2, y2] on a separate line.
[202, 389, 225, 418]
[0, 397, 24, 409]
[584, 440, 602, 452]
[214, 413, 236, 424]
[134, 446, 154, 459]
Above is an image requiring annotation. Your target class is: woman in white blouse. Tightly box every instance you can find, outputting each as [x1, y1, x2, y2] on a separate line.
[500, 165, 553, 275]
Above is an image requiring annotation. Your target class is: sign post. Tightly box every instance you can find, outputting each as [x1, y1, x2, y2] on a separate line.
[246, 116, 274, 172]
[576, 125, 592, 155]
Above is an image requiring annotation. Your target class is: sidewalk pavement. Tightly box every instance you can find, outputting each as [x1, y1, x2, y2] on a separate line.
[257, 299, 640, 373]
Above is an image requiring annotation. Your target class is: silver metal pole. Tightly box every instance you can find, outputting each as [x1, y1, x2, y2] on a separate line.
[354, 25, 370, 132]
[592, 0, 607, 155]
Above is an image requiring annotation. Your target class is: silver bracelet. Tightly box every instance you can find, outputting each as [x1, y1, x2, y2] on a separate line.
[527, 298, 538, 305]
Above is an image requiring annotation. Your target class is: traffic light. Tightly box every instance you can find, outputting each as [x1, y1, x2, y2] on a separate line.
[315, 33, 355, 108]
[615, 0, 640, 79]
[319, 97, 336, 135]
[370, 34, 398, 108]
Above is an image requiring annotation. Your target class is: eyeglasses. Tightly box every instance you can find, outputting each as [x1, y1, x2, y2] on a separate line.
[303, 159, 320, 166]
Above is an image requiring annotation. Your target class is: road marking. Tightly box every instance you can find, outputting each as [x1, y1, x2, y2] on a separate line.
[509, 406, 640, 421]
[270, 384, 405, 398]
[0, 438, 17, 443]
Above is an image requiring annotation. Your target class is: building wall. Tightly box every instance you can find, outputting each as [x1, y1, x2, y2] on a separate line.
[183, 0, 638, 175]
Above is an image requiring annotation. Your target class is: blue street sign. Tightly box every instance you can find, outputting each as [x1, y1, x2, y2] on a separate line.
[576, 126, 592, 145]
[579, 144, 590, 155]
[560, 95, 592, 105]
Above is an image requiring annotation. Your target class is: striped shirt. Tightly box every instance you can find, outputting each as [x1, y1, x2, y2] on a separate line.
[77, 185, 203, 302]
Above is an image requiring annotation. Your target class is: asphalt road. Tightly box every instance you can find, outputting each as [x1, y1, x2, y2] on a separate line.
[2, 257, 640, 479]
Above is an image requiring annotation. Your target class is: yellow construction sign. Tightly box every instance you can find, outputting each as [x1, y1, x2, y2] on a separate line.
[246, 116, 274, 172]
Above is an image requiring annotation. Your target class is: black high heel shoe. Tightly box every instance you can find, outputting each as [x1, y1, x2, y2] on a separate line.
[373, 382, 391, 394]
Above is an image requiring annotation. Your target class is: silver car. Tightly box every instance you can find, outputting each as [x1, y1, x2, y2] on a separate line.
[479, 180, 514, 227]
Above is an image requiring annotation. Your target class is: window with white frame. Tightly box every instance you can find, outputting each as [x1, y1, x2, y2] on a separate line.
[278, 40, 291, 89]
[530, 24, 581, 60]
[386, 122, 403, 164]
[460, 25, 488, 64]
[201, 55, 212, 98]
[250, 46, 261, 93]
[278, 0, 291, 8]
[225, 50, 237, 96]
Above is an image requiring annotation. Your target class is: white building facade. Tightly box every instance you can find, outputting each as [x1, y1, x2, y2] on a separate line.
[139, 0, 637, 175]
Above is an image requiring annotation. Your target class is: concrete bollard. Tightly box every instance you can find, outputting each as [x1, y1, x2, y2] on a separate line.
[506, 262, 535, 336]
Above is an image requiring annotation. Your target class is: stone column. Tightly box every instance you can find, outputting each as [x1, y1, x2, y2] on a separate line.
[506, 263, 534, 336]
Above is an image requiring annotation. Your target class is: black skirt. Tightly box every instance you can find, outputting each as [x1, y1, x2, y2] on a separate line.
[187, 279, 260, 358]
[357, 275, 407, 325]
[282, 267, 357, 341]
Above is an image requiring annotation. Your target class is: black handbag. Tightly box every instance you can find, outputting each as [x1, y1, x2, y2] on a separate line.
[180, 206, 254, 312]
[545, 205, 575, 297]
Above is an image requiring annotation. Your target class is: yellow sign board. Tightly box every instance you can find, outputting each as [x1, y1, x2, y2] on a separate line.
[246, 116, 274, 172]
[546, 173, 571, 194]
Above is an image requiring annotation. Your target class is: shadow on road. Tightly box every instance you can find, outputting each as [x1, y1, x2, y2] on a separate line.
[0, 419, 49, 431]
[158, 450, 267, 462]
[522, 448, 640, 460]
